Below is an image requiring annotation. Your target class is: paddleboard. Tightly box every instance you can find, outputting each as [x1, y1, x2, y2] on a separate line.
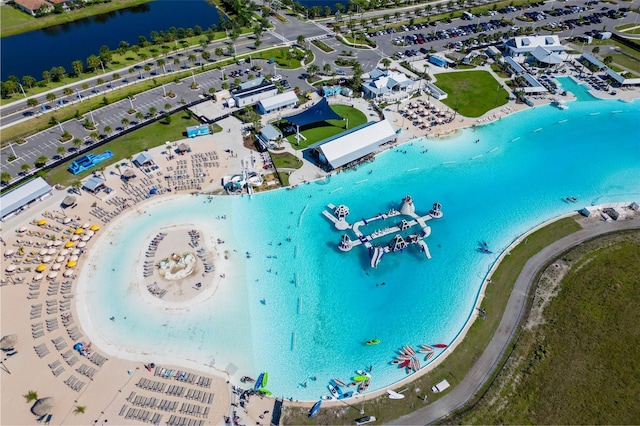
[387, 389, 405, 399]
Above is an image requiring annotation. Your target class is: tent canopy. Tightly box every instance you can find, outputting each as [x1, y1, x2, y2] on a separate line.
[284, 98, 342, 128]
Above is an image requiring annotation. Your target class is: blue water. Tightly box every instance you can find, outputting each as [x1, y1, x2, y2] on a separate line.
[78, 79, 640, 400]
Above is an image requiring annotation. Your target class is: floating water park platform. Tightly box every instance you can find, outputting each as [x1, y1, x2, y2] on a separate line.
[323, 195, 443, 268]
[68, 150, 114, 175]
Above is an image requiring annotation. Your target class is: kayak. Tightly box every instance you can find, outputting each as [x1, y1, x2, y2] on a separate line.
[434, 343, 448, 349]
[261, 372, 269, 388]
[254, 373, 264, 391]
[308, 400, 322, 418]
[258, 389, 272, 396]
[328, 384, 340, 399]
[365, 339, 381, 345]
[353, 375, 369, 382]
[399, 359, 410, 368]
[387, 389, 405, 399]
[333, 378, 347, 387]
[425, 352, 434, 361]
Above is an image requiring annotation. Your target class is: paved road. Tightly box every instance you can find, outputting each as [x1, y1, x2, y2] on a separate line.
[389, 217, 640, 425]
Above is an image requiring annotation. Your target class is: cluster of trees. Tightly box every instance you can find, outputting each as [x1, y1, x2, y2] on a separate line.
[28, 0, 113, 18]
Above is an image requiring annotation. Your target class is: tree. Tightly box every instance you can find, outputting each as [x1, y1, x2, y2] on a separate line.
[73, 138, 82, 148]
[307, 64, 320, 77]
[46, 93, 56, 106]
[121, 117, 130, 128]
[148, 107, 157, 117]
[0, 171, 11, 184]
[21, 163, 31, 174]
[381, 57, 392, 69]
[297, 35, 306, 48]
[603, 56, 613, 65]
[72, 60, 84, 77]
[103, 125, 112, 137]
[71, 180, 82, 194]
[254, 38, 262, 49]
[73, 406, 86, 415]
[35, 155, 48, 167]
[215, 47, 224, 58]
[202, 50, 211, 61]
[164, 103, 172, 111]
[592, 46, 600, 54]
[57, 146, 66, 155]
[323, 63, 332, 75]
[27, 98, 39, 108]
[135, 111, 144, 121]
[42, 70, 51, 83]
[188, 54, 197, 65]
[89, 131, 99, 141]
[99, 45, 112, 65]
[23, 391, 38, 402]
[22, 75, 36, 89]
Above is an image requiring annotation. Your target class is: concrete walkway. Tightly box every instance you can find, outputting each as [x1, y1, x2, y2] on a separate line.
[389, 217, 640, 425]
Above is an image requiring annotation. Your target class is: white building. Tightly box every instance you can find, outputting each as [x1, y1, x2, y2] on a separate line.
[0, 177, 53, 220]
[503, 35, 566, 64]
[257, 91, 298, 114]
[362, 68, 416, 99]
[312, 120, 397, 169]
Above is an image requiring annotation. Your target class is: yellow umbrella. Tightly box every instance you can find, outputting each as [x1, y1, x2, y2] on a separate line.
[37, 219, 46, 226]
[90, 225, 100, 231]
[64, 242, 75, 248]
[66, 261, 77, 268]
[74, 228, 84, 235]
[36, 264, 47, 272]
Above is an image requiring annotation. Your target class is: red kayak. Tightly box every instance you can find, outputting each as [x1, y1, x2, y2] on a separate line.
[434, 343, 448, 349]
[399, 359, 410, 368]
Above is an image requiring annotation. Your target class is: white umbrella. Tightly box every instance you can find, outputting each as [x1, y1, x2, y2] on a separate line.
[63, 270, 74, 278]
[4, 250, 14, 257]
[69, 255, 79, 262]
[71, 235, 80, 241]
[47, 248, 56, 255]
[55, 256, 65, 263]
[82, 223, 90, 229]
[53, 241, 62, 247]
[18, 226, 28, 233]
[86, 230, 95, 237]
[71, 249, 80, 255]
[51, 263, 61, 271]
[6, 265, 16, 272]
[60, 249, 70, 256]
[39, 249, 48, 256]
[47, 271, 58, 280]
[81, 236, 91, 242]
[41, 256, 52, 263]
[46, 241, 54, 247]
[63, 217, 72, 224]
[77, 242, 87, 248]
[33, 274, 43, 281]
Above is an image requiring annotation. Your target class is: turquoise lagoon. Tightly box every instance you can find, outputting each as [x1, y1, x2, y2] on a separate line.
[78, 79, 640, 400]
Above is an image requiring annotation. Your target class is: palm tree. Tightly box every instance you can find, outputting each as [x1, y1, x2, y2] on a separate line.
[35, 155, 48, 167]
[71, 180, 82, 194]
[381, 58, 392, 69]
[89, 131, 99, 141]
[0, 171, 11, 184]
[21, 163, 31, 174]
[73, 138, 82, 149]
[57, 146, 66, 156]
[23, 391, 38, 402]
[323, 63, 332, 75]
[135, 111, 144, 121]
[103, 125, 112, 137]
[115, 164, 121, 175]
[121, 117, 130, 128]
[164, 103, 172, 111]
[73, 406, 86, 415]
[307, 64, 320, 77]
[148, 107, 158, 118]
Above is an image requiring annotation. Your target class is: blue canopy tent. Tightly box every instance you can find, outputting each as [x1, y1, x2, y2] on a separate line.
[283, 98, 343, 145]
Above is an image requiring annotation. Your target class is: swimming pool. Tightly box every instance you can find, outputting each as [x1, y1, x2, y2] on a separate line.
[77, 80, 640, 400]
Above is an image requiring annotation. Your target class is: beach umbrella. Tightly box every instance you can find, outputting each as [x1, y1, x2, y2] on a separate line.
[53, 241, 62, 247]
[63, 270, 74, 278]
[46, 248, 56, 255]
[5, 265, 16, 273]
[69, 255, 79, 262]
[55, 256, 65, 263]
[81, 236, 91, 242]
[4, 249, 15, 257]
[31, 397, 54, 416]
[82, 223, 90, 229]
[33, 274, 43, 281]
[71, 235, 80, 241]
[60, 249, 70, 256]
[90, 225, 100, 231]
[74, 228, 84, 235]
[46, 241, 54, 247]
[51, 263, 61, 271]
[37, 219, 46, 226]
[18, 226, 28, 233]
[65, 242, 75, 248]
[71, 249, 80, 255]
[77, 242, 87, 248]
[38, 249, 48, 256]
[0, 334, 18, 350]
[47, 271, 58, 280]
[66, 261, 77, 268]
[36, 264, 46, 272]
[41, 256, 52, 263]
[63, 217, 72, 224]
[86, 230, 95, 237]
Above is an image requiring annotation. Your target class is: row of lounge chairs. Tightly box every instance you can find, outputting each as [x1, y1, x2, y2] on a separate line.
[64, 374, 85, 392]
[184, 389, 214, 405]
[137, 378, 166, 393]
[123, 407, 162, 424]
[166, 415, 205, 426]
[178, 402, 210, 418]
[76, 363, 97, 379]
[34, 343, 49, 358]
[154, 366, 212, 388]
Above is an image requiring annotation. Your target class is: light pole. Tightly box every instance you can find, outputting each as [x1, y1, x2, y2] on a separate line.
[100, 60, 105, 74]
[128, 96, 134, 110]
[18, 83, 27, 98]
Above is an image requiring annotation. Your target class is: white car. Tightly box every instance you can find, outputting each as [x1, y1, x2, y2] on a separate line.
[355, 416, 376, 425]
[271, 75, 282, 82]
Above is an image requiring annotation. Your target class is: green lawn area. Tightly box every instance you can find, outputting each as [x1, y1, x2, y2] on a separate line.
[281, 105, 366, 150]
[608, 53, 640, 75]
[43, 111, 200, 186]
[270, 151, 303, 169]
[433, 70, 509, 118]
[457, 231, 640, 424]
[281, 217, 582, 425]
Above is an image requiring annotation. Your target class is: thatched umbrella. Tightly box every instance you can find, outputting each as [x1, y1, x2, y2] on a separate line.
[31, 397, 54, 416]
[178, 143, 190, 153]
[0, 334, 17, 350]
[62, 195, 76, 207]
[123, 169, 136, 179]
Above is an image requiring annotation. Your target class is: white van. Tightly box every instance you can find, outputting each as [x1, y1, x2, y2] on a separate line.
[431, 379, 451, 393]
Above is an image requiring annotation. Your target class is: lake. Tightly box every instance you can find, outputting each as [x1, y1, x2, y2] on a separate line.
[1, 0, 222, 80]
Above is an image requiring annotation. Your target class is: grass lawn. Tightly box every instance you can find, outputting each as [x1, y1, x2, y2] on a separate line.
[249, 47, 310, 70]
[457, 231, 640, 424]
[282, 105, 366, 150]
[43, 111, 199, 186]
[270, 151, 303, 170]
[434, 71, 510, 118]
[608, 53, 640, 75]
[281, 217, 582, 425]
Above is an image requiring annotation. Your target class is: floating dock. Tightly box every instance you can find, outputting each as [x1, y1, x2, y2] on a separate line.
[323, 196, 443, 268]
